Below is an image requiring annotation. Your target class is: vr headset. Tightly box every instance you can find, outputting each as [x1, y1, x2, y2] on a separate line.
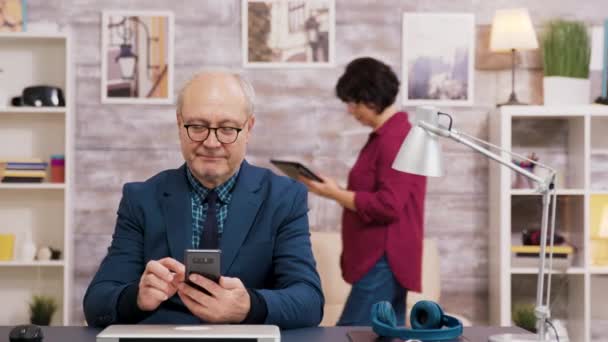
[11, 86, 65, 107]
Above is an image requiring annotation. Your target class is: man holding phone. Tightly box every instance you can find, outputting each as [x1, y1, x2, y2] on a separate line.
[83, 70, 324, 329]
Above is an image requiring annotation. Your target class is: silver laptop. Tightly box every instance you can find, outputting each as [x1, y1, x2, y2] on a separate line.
[96, 325, 280, 342]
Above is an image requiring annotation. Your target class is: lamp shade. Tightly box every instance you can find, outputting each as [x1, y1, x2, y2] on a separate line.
[392, 106, 444, 177]
[490, 8, 538, 52]
[116, 44, 137, 80]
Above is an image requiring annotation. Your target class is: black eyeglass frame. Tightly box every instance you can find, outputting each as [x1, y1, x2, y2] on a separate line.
[183, 118, 249, 144]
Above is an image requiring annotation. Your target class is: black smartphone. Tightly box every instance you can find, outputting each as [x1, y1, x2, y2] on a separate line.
[184, 249, 221, 294]
[270, 159, 324, 182]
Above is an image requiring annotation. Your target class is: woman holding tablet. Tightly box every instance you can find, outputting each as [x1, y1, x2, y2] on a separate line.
[300, 57, 427, 326]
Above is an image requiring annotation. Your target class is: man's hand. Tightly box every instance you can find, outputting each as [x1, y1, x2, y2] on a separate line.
[137, 257, 185, 311]
[177, 275, 251, 323]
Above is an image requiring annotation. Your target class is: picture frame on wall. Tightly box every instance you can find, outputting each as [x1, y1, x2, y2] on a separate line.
[243, 0, 335, 68]
[402, 13, 475, 106]
[101, 10, 174, 104]
[0, 0, 26, 32]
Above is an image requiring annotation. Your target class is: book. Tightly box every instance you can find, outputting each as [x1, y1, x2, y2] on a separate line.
[5, 163, 48, 170]
[2, 170, 46, 178]
[0, 158, 43, 163]
[511, 245, 574, 254]
[1, 177, 44, 183]
[0, 234, 15, 261]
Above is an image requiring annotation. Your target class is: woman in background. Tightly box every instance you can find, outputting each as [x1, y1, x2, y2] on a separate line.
[301, 57, 427, 326]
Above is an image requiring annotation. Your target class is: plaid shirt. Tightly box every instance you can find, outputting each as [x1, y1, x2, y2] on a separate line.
[187, 167, 239, 249]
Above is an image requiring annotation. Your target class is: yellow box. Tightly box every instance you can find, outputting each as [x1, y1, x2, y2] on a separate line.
[0, 234, 15, 261]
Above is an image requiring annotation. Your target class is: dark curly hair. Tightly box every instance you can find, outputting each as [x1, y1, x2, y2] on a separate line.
[335, 57, 400, 114]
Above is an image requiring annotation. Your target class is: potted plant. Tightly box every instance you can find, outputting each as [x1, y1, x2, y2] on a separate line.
[541, 20, 591, 105]
[29, 295, 58, 326]
[512, 302, 537, 333]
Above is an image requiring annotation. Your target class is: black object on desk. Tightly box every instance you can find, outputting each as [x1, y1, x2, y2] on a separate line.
[9, 324, 43, 342]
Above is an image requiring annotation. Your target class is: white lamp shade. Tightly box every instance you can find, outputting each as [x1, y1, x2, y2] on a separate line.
[490, 8, 538, 52]
[119, 56, 136, 79]
[392, 124, 444, 177]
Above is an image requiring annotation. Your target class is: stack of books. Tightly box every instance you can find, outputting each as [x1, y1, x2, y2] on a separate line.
[0, 159, 48, 183]
[511, 245, 575, 269]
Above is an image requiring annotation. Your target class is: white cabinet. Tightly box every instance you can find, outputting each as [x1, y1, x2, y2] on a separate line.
[0, 32, 73, 325]
[489, 105, 608, 342]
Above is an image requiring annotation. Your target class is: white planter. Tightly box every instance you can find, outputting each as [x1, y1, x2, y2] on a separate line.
[543, 76, 590, 105]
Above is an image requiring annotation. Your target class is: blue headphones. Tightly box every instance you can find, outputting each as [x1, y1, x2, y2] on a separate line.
[371, 300, 463, 341]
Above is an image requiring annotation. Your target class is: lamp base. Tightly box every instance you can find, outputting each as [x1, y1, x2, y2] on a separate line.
[488, 333, 558, 342]
[497, 92, 528, 107]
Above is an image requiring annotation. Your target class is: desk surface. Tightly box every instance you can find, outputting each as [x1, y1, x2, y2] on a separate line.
[1, 325, 528, 342]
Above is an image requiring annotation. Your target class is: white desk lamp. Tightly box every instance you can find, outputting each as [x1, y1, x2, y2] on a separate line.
[393, 106, 559, 342]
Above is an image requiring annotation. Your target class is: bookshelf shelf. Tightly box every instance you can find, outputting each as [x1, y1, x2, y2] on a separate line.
[510, 267, 585, 275]
[0, 107, 66, 115]
[0, 183, 65, 190]
[0, 261, 64, 267]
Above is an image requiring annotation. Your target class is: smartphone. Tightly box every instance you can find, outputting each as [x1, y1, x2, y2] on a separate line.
[184, 249, 221, 294]
[269, 159, 324, 182]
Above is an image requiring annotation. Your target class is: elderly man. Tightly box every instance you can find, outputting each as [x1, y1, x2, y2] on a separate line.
[83, 70, 324, 329]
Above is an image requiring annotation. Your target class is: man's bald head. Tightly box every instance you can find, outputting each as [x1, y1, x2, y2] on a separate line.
[176, 70, 255, 118]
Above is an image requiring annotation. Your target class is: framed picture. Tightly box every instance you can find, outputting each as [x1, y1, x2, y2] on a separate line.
[243, 0, 335, 68]
[0, 0, 26, 32]
[402, 13, 475, 106]
[101, 10, 174, 104]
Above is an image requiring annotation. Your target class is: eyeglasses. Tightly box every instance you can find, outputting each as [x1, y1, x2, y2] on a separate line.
[183, 118, 248, 144]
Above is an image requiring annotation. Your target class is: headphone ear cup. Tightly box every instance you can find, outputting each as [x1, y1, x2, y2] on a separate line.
[410, 301, 444, 330]
[373, 301, 397, 327]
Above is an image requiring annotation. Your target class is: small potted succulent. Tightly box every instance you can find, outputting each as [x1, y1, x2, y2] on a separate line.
[512, 302, 537, 333]
[541, 20, 591, 105]
[29, 295, 58, 326]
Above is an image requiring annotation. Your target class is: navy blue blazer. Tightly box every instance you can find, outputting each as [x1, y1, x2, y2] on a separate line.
[83, 161, 324, 329]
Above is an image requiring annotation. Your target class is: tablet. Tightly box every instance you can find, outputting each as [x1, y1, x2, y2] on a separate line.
[270, 159, 324, 182]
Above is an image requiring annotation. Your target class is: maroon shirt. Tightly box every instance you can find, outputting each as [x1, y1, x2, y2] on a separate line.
[341, 112, 426, 292]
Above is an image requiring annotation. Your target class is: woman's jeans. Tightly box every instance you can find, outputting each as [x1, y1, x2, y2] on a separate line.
[337, 255, 408, 326]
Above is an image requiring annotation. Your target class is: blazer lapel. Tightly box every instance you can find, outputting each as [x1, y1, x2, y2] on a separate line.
[161, 164, 192, 263]
[221, 161, 264, 274]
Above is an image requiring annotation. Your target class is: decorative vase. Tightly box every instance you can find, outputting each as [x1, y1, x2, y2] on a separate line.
[543, 76, 590, 105]
[21, 233, 37, 262]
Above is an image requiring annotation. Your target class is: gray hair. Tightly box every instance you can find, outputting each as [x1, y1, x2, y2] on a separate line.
[176, 68, 255, 116]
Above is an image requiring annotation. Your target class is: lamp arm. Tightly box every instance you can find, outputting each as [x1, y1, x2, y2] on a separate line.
[418, 120, 552, 190]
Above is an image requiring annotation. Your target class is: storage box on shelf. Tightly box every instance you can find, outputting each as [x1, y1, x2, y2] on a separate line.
[0, 32, 72, 325]
[489, 105, 608, 342]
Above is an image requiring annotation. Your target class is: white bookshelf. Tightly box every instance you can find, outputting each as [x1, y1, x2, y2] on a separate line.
[0, 32, 73, 326]
[489, 105, 608, 342]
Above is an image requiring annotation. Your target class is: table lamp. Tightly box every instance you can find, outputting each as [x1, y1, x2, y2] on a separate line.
[490, 8, 538, 106]
[393, 106, 559, 342]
